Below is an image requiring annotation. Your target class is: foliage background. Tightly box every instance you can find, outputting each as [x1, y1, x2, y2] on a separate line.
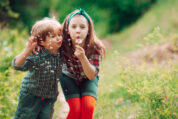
[0, 0, 177, 119]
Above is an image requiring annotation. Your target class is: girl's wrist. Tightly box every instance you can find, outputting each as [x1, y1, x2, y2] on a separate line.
[79, 54, 87, 62]
[23, 48, 32, 57]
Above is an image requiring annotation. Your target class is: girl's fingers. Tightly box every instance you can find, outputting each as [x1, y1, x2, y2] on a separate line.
[32, 49, 37, 56]
[32, 42, 37, 55]
[37, 46, 41, 52]
[75, 45, 83, 51]
[75, 48, 82, 54]
[28, 36, 36, 46]
[28, 36, 34, 42]
[74, 51, 78, 57]
[30, 36, 36, 42]
[74, 50, 81, 56]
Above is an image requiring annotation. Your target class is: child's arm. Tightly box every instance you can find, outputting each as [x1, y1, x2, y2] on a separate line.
[14, 36, 37, 66]
[74, 45, 96, 80]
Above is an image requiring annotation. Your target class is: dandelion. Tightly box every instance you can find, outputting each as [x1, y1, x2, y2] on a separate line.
[50, 70, 54, 73]
[4, 47, 9, 51]
[48, 32, 52, 37]
[76, 39, 82, 44]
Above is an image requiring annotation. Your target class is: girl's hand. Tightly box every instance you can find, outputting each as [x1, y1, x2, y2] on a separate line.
[74, 45, 86, 60]
[25, 36, 37, 56]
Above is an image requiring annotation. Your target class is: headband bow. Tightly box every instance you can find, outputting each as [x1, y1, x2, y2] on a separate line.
[67, 9, 90, 24]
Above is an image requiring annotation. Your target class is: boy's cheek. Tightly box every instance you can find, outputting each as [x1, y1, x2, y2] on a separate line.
[59, 40, 63, 46]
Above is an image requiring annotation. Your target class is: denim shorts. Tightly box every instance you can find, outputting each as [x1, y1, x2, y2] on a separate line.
[59, 73, 99, 100]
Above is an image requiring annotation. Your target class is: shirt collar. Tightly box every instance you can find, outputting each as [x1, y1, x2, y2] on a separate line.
[41, 48, 60, 57]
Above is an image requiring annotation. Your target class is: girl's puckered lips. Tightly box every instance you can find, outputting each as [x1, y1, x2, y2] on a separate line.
[76, 36, 80, 39]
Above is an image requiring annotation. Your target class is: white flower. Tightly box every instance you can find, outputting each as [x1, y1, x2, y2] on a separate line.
[76, 39, 82, 44]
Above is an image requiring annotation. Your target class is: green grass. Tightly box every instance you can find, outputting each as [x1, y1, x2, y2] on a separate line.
[94, 0, 178, 118]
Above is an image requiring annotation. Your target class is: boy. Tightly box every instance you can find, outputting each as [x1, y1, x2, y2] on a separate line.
[12, 17, 63, 119]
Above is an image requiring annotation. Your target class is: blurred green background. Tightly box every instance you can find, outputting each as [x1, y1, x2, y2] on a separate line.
[0, 0, 177, 119]
[1, 0, 156, 36]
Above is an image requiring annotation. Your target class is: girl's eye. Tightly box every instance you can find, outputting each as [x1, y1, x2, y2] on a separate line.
[80, 26, 85, 29]
[72, 25, 76, 29]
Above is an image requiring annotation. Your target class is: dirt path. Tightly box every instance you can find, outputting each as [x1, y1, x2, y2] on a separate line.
[55, 88, 69, 119]
[123, 41, 178, 65]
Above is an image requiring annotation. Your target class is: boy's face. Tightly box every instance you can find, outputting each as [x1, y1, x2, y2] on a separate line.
[40, 27, 63, 51]
[68, 15, 89, 47]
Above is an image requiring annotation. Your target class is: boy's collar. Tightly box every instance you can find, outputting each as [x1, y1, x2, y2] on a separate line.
[42, 49, 59, 56]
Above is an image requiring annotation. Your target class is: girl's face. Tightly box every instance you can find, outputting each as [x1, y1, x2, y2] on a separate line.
[68, 15, 89, 48]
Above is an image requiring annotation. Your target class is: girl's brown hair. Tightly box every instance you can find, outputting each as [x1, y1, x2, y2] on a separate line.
[62, 9, 105, 59]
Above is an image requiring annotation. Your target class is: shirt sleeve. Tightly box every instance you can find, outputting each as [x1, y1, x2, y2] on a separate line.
[89, 51, 101, 76]
[12, 56, 34, 71]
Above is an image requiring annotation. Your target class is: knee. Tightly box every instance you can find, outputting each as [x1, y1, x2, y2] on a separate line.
[83, 103, 95, 113]
[82, 96, 95, 113]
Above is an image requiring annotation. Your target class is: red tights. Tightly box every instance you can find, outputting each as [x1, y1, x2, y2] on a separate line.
[66, 96, 96, 119]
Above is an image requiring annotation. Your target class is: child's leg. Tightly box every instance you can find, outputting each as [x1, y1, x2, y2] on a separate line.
[80, 75, 99, 119]
[80, 96, 96, 119]
[37, 98, 56, 119]
[59, 73, 81, 119]
[66, 97, 81, 119]
[13, 90, 42, 119]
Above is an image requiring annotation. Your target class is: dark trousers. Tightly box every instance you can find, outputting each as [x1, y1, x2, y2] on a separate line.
[13, 90, 56, 119]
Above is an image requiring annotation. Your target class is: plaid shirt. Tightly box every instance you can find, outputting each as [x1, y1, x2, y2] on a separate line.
[62, 50, 100, 82]
[12, 49, 63, 98]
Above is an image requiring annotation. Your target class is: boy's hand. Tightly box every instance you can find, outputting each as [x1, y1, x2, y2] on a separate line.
[25, 36, 37, 56]
[74, 45, 86, 60]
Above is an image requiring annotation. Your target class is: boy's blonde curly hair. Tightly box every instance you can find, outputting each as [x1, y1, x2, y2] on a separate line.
[31, 17, 61, 46]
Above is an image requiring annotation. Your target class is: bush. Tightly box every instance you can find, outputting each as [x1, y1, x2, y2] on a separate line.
[0, 28, 28, 119]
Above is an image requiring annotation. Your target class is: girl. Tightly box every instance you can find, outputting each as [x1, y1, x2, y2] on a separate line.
[60, 9, 105, 119]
